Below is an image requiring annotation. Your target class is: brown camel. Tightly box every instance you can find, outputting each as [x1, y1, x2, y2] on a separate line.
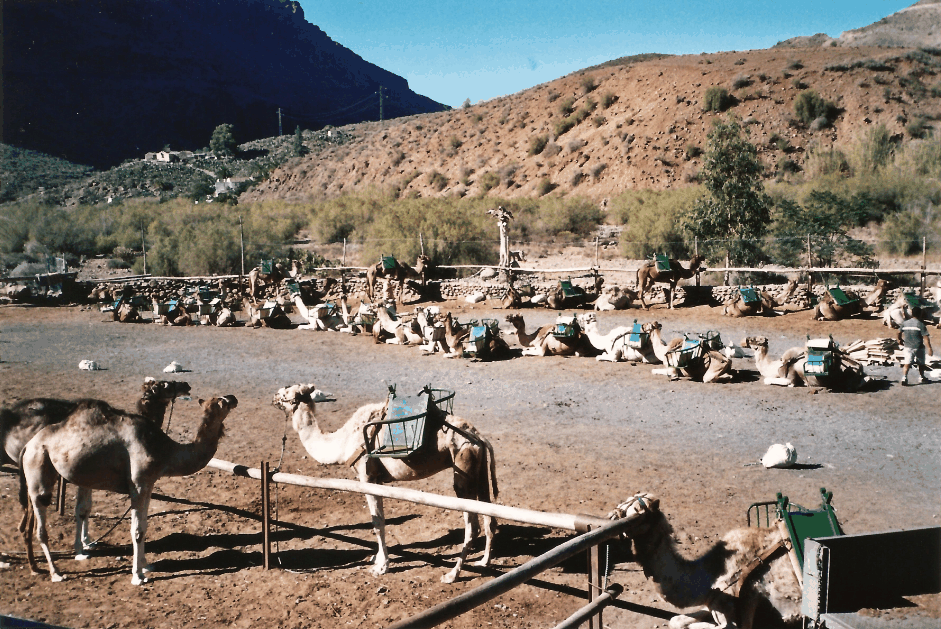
[247, 260, 300, 299]
[636, 255, 706, 309]
[743, 336, 869, 391]
[594, 285, 638, 311]
[812, 280, 889, 321]
[546, 275, 604, 310]
[609, 494, 803, 629]
[648, 322, 733, 382]
[504, 313, 598, 357]
[22, 394, 235, 583]
[365, 255, 431, 304]
[723, 279, 798, 317]
[3, 379, 191, 562]
[272, 384, 497, 583]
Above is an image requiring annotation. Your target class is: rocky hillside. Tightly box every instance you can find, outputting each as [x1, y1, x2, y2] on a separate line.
[776, 0, 941, 48]
[244, 45, 941, 203]
[2, 0, 443, 169]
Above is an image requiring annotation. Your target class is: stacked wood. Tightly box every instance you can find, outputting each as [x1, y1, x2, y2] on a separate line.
[843, 338, 900, 365]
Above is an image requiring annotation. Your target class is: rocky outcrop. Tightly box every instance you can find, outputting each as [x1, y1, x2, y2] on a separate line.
[3, 0, 443, 169]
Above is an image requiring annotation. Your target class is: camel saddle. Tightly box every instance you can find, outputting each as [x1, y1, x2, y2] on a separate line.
[654, 254, 671, 272]
[261, 259, 274, 274]
[559, 279, 585, 299]
[626, 320, 648, 349]
[381, 255, 397, 271]
[552, 313, 581, 339]
[464, 319, 499, 358]
[739, 287, 761, 304]
[666, 338, 702, 368]
[361, 386, 456, 460]
[804, 337, 837, 377]
[827, 286, 858, 307]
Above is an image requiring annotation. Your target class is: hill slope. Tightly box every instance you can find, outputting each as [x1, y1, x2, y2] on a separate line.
[244, 46, 941, 203]
[2, 0, 443, 169]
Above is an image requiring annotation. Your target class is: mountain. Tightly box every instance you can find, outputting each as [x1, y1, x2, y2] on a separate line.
[1, 0, 444, 169]
[775, 0, 941, 49]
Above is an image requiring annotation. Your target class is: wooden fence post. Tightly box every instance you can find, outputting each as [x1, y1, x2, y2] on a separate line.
[262, 461, 271, 569]
[57, 477, 67, 517]
[576, 518, 604, 629]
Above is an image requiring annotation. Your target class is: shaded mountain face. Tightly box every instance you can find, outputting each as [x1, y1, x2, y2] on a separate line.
[2, 0, 443, 169]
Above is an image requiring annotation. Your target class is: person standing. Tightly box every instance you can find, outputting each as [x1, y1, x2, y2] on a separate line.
[898, 308, 933, 385]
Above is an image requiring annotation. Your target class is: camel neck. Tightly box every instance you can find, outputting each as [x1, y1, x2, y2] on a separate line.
[163, 418, 223, 477]
[293, 405, 353, 465]
[633, 524, 719, 608]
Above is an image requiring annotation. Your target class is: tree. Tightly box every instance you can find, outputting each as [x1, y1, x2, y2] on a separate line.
[293, 125, 306, 156]
[684, 116, 771, 266]
[771, 192, 875, 268]
[210, 123, 237, 156]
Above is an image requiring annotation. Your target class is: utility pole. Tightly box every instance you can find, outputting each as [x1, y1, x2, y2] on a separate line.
[141, 219, 147, 275]
[379, 86, 384, 122]
[278, 107, 283, 136]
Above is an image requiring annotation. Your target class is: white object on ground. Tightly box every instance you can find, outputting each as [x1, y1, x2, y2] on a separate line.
[78, 360, 100, 371]
[760, 442, 797, 468]
[163, 361, 184, 373]
[465, 292, 485, 304]
[530, 294, 547, 305]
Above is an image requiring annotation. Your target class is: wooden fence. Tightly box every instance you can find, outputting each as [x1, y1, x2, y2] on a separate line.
[206, 458, 646, 629]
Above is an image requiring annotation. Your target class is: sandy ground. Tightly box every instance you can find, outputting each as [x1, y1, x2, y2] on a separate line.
[0, 299, 939, 629]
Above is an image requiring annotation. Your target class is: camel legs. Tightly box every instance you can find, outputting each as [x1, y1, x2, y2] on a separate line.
[130, 487, 153, 585]
[74, 487, 94, 560]
[364, 493, 390, 575]
[441, 446, 496, 584]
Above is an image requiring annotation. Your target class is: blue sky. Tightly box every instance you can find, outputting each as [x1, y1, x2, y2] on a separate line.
[299, 1, 915, 108]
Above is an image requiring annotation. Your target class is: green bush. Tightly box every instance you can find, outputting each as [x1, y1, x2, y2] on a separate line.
[536, 177, 555, 197]
[553, 117, 577, 138]
[702, 86, 733, 112]
[427, 170, 448, 191]
[528, 134, 550, 156]
[794, 90, 838, 125]
[558, 97, 576, 117]
[600, 92, 618, 108]
[478, 171, 500, 193]
[609, 188, 698, 258]
[580, 74, 599, 94]
[685, 144, 703, 159]
[448, 136, 463, 150]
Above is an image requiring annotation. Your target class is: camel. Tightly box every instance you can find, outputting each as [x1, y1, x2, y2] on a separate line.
[372, 303, 422, 345]
[441, 312, 470, 356]
[504, 313, 598, 357]
[648, 322, 733, 382]
[609, 494, 802, 629]
[813, 280, 889, 321]
[2, 378, 191, 563]
[243, 297, 292, 329]
[152, 298, 192, 326]
[723, 279, 798, 317]
[742, 336, 869, 391]
[463, 320, 512, 361]
[636, 255, 705, 309]
[247, 260, 300, 299]
[22, 393, 234, 584]
[594, 285, 638, 311]
[272, 384, 497, 583]
[577, 313, 660, 363]
[365, 255, 430, 304]
[546, 275, 603, 310]
[496, 286, 522, 309]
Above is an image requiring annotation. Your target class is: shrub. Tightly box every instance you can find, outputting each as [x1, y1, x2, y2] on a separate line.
[777, 158, 801, 174]
[558, 97, 577, 116]
[536, 177, 555, 196]
[448, 136, 463, 150]
[553, 117, 577, 138]
[787, 60, 804, 70]
[601, 92, 618, 108]
[427, 170, 448, 191]
[791, 78, 809, 90]
[609, 188, 699, 258]
[499, 163, 519, 186]
[794, 90, 838, 125]
[906, 117, 932, 139]
[544, 142, 562, 157]
[567, 138, 587, 153]
[570, 169, 585, 187]
[580, 74, 599, 94]
[734, 58, 746, 66]
[547, 90, 561, 102]
[810, 116, 832, 131]
[703, 86, 733, 112]
[731, 74, 752, 90]
[685, 144, 703, 159]
[459, 167, 474, 186]
[804, 148, 849, 178]
[592, 115, 607, 128]
[591, 163, 607, 180]
[391, 150, 406, 167]
[528, 134, 550, 156]
[478, 171, 500, 193]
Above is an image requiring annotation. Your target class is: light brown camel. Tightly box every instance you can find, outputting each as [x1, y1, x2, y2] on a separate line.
[372, 303, 422, 345]
[609, 494, 802, 629]
[504, 313, 598, 357]
[3, 379, 191, 562]
[442, 312, 470, 355]
[365, 255, 430, 304]
[577, 313, 660, 363]
[812, 280, 889, 321]
[272, 384, 497, 583]
[594, 285, 638, 311]
[648, 322, 733, 382]
[636, 255, 706, 309]
[247, 260, 300, 299]
[723, 279, 798, 317]
[22, 394, 236, 583]
[742, 336, 868, 391]
[546, 275, 604, 310]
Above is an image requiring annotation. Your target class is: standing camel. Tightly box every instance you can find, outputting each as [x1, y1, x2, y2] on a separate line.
[3, 378, 191, 563]
[609, 494, 803, 629]
[365, 255, 431, 304]
[636, 255, 706, 309]
[272, 384, 498, 583]
[22, 395, 237, 583]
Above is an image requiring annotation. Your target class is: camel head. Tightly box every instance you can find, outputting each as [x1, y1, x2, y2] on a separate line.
[577, 312, 597, 328]
[607, 493, 662, 538]
[504, 313, 524, 329]
[689, 254, 706, 271]
[141, 377, 191, 403]
[197, 395, 238, 438]
[272, 383, 319, 415]
[742, 336, 769, 350]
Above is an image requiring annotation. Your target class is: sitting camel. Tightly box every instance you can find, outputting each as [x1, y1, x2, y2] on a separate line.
[247, 260, 299, 299]
[609, 494, 803, 629]
[577, 313, 660, 363]
[648, 322, 733, 382]
[812, 280, 889, 321]
[243, 297, 293, 329]
[3, 379, 190, 563]
[743, 336, 869, 391]
[504, 313, 598, 357]
[272, 384, 497, 583]
[594, 285, 638, 311]
[723, 279, 798, 317]
[365, 255, 430, 304]
[636, 255, 705, 310]
[546, 275, 604, 310]
[22, 394, 236, 583]
[372, 303, 422, 345]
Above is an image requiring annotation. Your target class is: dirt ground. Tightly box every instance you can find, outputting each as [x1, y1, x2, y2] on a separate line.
[0, 298, 939, 629]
